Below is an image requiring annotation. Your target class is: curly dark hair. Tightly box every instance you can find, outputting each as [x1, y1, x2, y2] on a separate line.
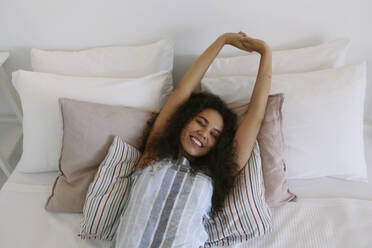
[139, 92, 239, 218]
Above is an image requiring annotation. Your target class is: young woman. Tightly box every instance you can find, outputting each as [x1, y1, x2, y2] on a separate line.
[116, 32, 271, 247]
[133, 31, 271, 212]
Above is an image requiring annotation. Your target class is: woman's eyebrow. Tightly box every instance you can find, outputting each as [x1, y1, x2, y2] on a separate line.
[198, 115, 221, 134]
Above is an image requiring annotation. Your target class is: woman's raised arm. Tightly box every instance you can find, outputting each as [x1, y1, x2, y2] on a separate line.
[141, 34, 246, 154]
[133, 35, 228, 170]
[232, 36, 272, 175]
[144, 35, 225, 144]
[134, 32, 261, 171]
[145, 33, 257, 144]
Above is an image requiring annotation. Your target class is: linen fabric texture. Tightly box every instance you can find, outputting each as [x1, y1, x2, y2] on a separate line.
[45, 99, 155, 212]
[80, 136, 141, 240]
[12, 70, 172, 173]
[229, 94, 296, 207]
[115, 155, 213, 248]
[203, 141, 272, 247]
[202, 63, 367, 181]
[31, 39, 174, 78]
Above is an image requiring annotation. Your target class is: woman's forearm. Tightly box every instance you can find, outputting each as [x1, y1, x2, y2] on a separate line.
[246, 46, 272, 120]
[177, 35, 226, 94]
[232, 44, 272, 171]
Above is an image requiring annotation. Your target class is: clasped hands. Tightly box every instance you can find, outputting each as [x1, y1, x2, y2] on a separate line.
[220, 32, 270, 55]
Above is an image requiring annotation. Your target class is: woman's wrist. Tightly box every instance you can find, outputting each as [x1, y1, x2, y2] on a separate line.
[217, 33, 230, 45]
[256, 41, 271, 55]
[220, 32, 271, 55]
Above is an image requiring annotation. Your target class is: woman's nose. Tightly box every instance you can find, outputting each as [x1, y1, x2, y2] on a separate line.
[198, 127, 208, 140]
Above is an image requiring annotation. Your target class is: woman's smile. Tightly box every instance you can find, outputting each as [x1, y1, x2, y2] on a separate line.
[190, 135, 203, 147]
[179, 108, 223, 159]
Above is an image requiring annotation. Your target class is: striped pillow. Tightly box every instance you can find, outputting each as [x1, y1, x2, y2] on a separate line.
[203, 141, 272, 247]
[80, 136, 141, 240]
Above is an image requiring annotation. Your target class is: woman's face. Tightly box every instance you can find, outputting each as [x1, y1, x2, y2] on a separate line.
[179, 108, 224, 160]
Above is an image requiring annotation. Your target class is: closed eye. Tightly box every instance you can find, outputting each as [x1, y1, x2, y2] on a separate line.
[211, 132, 219, 139]
[196, 117, 221, 139]
[196, 119, 206, 127]
[198, 115, 222, 135]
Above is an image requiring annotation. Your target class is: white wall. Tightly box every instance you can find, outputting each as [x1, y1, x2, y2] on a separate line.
[0, 0, 371, 120]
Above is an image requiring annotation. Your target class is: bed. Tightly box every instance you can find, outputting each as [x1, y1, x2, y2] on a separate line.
[0, 43, 371, 247]
[0, 125, 371, 248]
[1, 2, 372, 247]
[1, 44, 371, 247]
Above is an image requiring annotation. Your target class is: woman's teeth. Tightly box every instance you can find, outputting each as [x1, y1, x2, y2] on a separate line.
[191, 136, 202, 147]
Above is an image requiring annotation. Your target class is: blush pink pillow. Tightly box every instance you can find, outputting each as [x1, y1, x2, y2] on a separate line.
[229, 94, 296, 207]
[45, 98, 155, 212]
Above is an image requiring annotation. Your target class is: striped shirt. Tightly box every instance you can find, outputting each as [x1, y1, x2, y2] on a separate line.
[115, 157, 213, 248]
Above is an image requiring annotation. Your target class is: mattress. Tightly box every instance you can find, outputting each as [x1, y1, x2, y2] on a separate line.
[0, 126, 371, 248]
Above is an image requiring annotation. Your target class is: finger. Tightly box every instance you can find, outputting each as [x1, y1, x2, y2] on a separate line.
[238, 31, 247, 37]
[240, 36, 251, 41]
[242, 38, 254, 45]
[241, 42, 254, 51]
[239, 35, 250, 42]
[241, 40, 252, 46]
[238, 31, 246, 37]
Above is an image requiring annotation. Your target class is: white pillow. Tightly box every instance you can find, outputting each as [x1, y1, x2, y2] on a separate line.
[12, 70, 173, 173]
[31, 39, 173, 77]
[201, 63, 367, 182]
[205, 38, 350, 77]
[0, 52, 9, 66]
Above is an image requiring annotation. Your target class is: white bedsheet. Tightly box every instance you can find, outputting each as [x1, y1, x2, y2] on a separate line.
[226, 198, 372, 248]
[0, 181, 110, 248]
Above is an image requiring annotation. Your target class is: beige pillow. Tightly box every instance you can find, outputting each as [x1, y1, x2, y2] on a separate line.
[45, 98, 155, 212]
[229, 94, 296, 207]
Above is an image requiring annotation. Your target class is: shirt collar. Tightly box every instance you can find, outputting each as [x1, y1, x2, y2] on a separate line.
[178, 156, 191, 168]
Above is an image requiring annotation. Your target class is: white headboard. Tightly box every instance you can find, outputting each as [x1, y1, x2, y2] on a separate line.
[0, 0, 371, 121]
